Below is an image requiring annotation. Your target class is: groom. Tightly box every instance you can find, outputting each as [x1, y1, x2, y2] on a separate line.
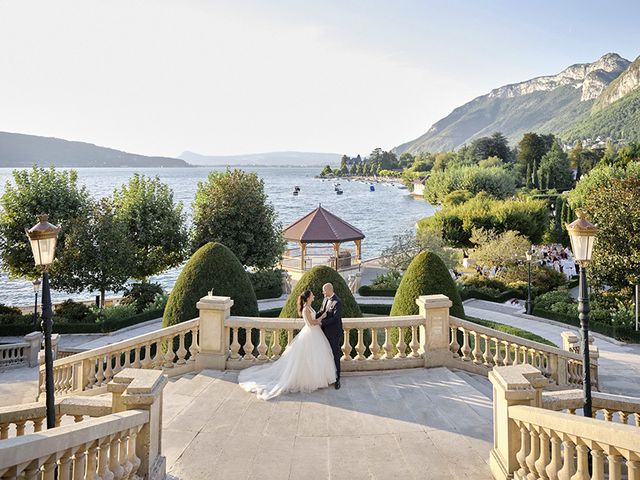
[318, 283, 343, 389]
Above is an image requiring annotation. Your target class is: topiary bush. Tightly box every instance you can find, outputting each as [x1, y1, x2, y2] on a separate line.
[391, 250, 465, 317]
[163, 242, 259, 328]
[55, 299, 97, 323]
[280, 265, 362, 318]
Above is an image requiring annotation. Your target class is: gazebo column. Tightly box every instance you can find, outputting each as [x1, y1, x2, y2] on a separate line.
[333, 242, 341, 270]
[354, 239, 362, 264]
[300, 242, 307, 271]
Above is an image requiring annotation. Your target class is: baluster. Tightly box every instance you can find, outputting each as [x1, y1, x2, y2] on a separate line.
[287, 330, 294, 350]
[471, 331, 482, 364]
[503, 341, 513, 365]
[58, 449, 73, 480]
[557, 437, 576, 480]
[355, 329, 366, 360]
[410, 326, 420, 358]
[481, 334, 492, 366]
[607, 453, 623, 480]
[257, 329, 268, 361]
[590, 446, 605, 480]
[123, 347, 131, 369]
[572, 443, 590, 480]
[87, 359, 97, 388]
[449, 326, 460, 356]
[33, 417, 44, 432]
[163, 339, 176, 368]
[546, 434, 562, 480]
[128, 427, 141, 476]
[176, 333, 188, 365]
[492, 337, 503, 366]
[342, 328, 352, 360]
[525, 427, 540, 480]
[15, 420, 26, 436]
[383, 328, 394, 359]
[39, 369, 46, 395]
[619, 412, 629, 424]
[96, 357, 105, 386]
[104, 353, 114, 383]
[53, 368, 62, 393]
[0, 423, 8, 440]
[534, 430, 550, 479]
[271, 330, 282, 359]
[74, 444, 88, 480]
[151, 341, 163, 369]
[188, 327, 199, 362]
[460, 328, 472, 361]
[395, 327, 407, 359]
[516, 423, 530, 478]
[86, 440, 99, 480]
[628, 459, 640, 480]
[22, 460, 40, 480]
[112, 351, 123, 376]
[369, 328, 380, 360]
[120, 431, 133, 480]
[141, 342, 154, 369]
[230, 328, 241, 359]
[98, 436, 114, 480]
[42, 455, 57, 480]
[132, 345, 141, 368]
[242, 328, 255, 361]
[110, 434, 124, 480]
[636, 413, 640, 427]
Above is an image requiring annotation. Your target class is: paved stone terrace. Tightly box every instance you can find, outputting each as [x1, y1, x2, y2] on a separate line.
[162, 367, 493, 480]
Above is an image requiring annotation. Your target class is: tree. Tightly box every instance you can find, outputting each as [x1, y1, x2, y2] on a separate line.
[0, 167, 91, 287]
[399, 152, 414, 168]
[349, 164, 357, 175]
[536, 141, 573, 191]
[113, 174, 188, 280]
[469, 229, 531, 267]
[516, 133, 554, 187]
[380, 230, 458, 273]
[57, 197, 134, 306]
[320, 165, 333, 177]
[192, 169, 284, 269]
[163, 242, 259, 328]
[471, 132, 511, 163]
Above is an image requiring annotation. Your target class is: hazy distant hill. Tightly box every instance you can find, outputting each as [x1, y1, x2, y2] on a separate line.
[395, 53, 632, 153]
[0, 132, 189, 168]
[180, 150, 341, 166]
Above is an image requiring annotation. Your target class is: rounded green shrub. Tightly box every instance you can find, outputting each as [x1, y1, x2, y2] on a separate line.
[391, 251, 465, 318]
[280, 265, 361, 318]
[163, 242, 258, 328]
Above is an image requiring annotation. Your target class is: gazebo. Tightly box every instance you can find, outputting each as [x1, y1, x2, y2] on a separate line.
[281, 206, 365, 276]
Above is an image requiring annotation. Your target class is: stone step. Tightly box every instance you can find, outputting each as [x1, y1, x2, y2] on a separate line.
[452, 369, 493, 400]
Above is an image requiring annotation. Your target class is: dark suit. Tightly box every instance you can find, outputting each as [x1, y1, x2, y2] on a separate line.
[318, 293, 343, 381]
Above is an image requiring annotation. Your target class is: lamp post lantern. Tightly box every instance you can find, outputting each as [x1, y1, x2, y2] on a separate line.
[32, 277, 41, 330]
[566, 211, 597, 418]
[525, 250, 533, 315]
[26, 214, 60, 430]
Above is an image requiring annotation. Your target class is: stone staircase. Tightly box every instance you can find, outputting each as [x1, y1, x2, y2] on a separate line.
[160, 367, 495, 479]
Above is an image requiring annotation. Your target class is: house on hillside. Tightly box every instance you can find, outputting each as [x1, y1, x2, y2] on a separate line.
[411, 176, 428, 197]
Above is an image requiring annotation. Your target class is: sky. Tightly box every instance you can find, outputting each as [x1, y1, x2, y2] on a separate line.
[0, 0, 639, 158]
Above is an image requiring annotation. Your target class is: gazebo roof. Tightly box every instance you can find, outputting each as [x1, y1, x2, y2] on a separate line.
[283, 206, 365, 243]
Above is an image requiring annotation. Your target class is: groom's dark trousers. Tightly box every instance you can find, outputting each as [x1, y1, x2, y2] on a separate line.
[319, 294, 343, 381]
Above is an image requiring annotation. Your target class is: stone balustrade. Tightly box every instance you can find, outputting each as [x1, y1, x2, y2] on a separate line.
[39, 318, 199, 397]
[543, 389, 640, 426]
[0, 332, 41, 369]
[449, 316, 593, 388]
[0, 368, 167, 480]
[489, 364, 640, 480]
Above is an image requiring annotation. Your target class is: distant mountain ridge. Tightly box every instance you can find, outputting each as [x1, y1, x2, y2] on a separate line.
[0, 132, 189, 168]
[395, 53, 638, 154]
[180, 150, 341, 166]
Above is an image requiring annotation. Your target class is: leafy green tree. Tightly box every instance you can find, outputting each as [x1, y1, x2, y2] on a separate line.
[536, 141, 573, 191]
[0, 167, 91, 287]
[516, 133, 554, 187]
[422, 165, 515, 204]
[469, 229, 531, 267]
[399, 152, 414, 168]
[320, 165, 333, 177]
[380, 230, 459, 273]
[602, 140, 618, 165]
[192, 169, 284, 269]
[349, 164, 357, 175]
[471, 132, 512, 163]
[113, 174, 188, 280]
[57, 197, 134, 306]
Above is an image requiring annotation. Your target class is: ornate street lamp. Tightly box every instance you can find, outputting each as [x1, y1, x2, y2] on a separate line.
[26, 214, 60, 429]
[525, 250, 533, 315]
[566, 211, 597, 418]
[32, 277, 42, 330]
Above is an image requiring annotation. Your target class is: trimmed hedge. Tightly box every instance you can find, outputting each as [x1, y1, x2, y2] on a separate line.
[458, 286, 523, 303]
[532, 307, 640, 343]
[466, 316, 556, 347]
[259, 308, 282, 318]
[358, 285, 396, 297]
[163, 242, 259, 328]
[359, 304, 392, 316]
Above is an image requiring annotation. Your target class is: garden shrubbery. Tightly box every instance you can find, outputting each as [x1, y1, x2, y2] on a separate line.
[248, 269, 283, 300]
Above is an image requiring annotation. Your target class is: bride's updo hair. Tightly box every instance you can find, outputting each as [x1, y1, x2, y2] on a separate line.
[297, 290, 313, 316]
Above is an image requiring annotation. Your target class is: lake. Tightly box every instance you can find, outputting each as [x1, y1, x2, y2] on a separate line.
[0, 166, 436, 306]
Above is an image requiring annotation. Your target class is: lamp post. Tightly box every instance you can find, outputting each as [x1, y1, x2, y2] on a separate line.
[525, 250, 533, 315]
[26, 214, 60, 429]
[566, 212, 597, 418]
[32, 278, 42, 330]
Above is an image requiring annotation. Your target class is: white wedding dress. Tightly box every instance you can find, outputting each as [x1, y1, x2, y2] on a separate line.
[238, 306, 337, 400]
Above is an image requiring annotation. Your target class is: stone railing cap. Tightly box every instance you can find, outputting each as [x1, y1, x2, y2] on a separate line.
[24, 331, 42, 341]
[196, 295, 234, 310]
[416, 294, 452, 308]
[108, 368, 168, 398]
[489, 364, 547, 391]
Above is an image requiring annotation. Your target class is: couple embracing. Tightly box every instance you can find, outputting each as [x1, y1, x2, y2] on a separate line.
[239, 283, 343, 400]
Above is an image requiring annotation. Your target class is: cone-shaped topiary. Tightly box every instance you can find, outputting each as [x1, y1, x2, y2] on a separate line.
[280, 265, 362, 318]
[391, 250, 465, 317]
[163, 242, 259, 328]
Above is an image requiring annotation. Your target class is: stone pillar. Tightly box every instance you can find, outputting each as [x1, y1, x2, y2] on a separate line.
[489, 365, 547, 480]
[589, 344, 599, 391]
[416, 294, 452, 368]
[24, 332, 42, 367]
[50, 333, 59, 360]
[108, 368, 168, 480]
[195, 295, 233, 371]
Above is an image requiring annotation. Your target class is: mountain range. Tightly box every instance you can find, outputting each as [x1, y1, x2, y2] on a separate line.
[395, 52, 640, 153]
[0, 132, 189, 168]
[180, 150, 341, 166]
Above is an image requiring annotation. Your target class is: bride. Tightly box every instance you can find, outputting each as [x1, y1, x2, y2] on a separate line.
[238, 290, 337, 400]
